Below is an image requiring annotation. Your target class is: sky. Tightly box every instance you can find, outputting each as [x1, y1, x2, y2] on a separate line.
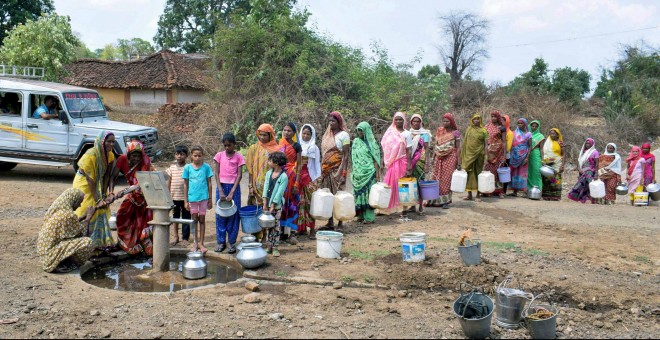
[54, 0, 659, 90]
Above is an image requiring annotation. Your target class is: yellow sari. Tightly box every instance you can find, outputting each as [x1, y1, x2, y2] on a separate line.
[246, 124, 281, 205]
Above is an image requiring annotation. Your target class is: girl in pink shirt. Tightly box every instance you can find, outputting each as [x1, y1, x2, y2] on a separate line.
[213, 133, 245, 253]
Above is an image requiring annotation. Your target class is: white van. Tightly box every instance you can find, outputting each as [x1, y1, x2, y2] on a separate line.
[0, 69, 158, 171]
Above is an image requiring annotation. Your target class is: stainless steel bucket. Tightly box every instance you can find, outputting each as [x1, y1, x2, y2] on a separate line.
[495, 278, 533, 329]
[458, 240, 481, 266]
[453, 291, 494, 339]
[524, 304, 558, 339]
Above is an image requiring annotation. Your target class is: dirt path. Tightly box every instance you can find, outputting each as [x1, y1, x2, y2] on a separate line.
[0, 164, 658, 339]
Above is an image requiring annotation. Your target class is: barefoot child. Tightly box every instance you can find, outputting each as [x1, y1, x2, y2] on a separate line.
[183, 146, 214, 253]
[166, 145, 191, 246]
[213, 133, 245, 254]
[262, 152, 288, 257]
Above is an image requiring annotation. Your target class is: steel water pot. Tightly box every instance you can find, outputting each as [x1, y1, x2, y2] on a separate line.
[236, 235, 257, 252]
[646, 183, 660, 201]
[182, 251, 207, 280]
[540, 165, 555, 178]
[236, 242, 268, 269]
[528, 186, 542, 200]
[615, 183, 629, 196]
[257, 211, 276, 229]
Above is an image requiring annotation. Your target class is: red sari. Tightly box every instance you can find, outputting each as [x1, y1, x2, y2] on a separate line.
[484, 113, 505, 195]
[279, 135, 301, 231]
[116, 141, 154, 255]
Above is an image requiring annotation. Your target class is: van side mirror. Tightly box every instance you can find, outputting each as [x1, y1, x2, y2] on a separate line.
[59, 110, 69, 124]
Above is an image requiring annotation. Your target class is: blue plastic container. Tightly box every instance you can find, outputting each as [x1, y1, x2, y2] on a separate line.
[239, 205, 263, 234]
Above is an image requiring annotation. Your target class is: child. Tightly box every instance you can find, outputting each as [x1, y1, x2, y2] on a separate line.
[166, 145, 191, 246]
[213, 133, 245, 254]
[262, 151, 288, 257]
[183, 146, 214, 253]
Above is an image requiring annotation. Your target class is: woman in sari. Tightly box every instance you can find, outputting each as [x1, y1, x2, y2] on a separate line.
[279, 122, 302, 244]
[111, 140, 155, 255]
[409, 114, 432, 213]
[541, 128, 565, 201]
[297, 124, 321, 238]
[461, 114, 487, 202]
[72, 130, 116, 250]
[598, 143, 622, 205]
[508, 118, 532, 197]
[568, 138, 600, 203]
[430, 113, 461, 208]
[247, 124, 282, 206]
[502, 115, 514, 194]
[626, 146, 646, 206]
[484, 111, 506, 198]
[641, 143, 656, 185]
[320, 112, 351, 230]
[352, 122, 381, 224]
[528, 120, 545, 192]
[381, 112, 413, 218]
[37, 188, 94, 273]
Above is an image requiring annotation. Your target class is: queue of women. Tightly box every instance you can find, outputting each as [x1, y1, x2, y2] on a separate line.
[37, 111, 656, 273]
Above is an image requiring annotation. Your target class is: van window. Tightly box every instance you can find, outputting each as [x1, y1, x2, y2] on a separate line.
[63, 92, 106, 118]
[0, 91, 22, 116]
[29, 94, 62, 120]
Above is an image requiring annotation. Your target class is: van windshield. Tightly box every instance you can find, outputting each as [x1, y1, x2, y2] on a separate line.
[63, 92, 106, 118]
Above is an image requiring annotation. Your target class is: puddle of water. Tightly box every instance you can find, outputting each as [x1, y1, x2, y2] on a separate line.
[82, 255, 241, 293]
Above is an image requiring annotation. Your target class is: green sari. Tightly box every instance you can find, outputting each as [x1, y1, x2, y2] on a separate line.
[351, 122, 381, 223]
[528, 120, 544, 191]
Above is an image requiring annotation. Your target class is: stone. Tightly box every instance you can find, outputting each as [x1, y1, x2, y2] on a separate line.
[559, 275, 567, 281]
[270, 313, 284, 320]
[152, 333, 163, 339]
[578, 303, 586, 310]
[593, 320, 604, 328]
[245, 282, 260, 292]
[604, 322, 614, 329]
[243, 293, 262, 304]
[100, 330, 111, 338]
[630, 308, 640, 315]
[386, 269, 392, 273]
[90, 310, 100, 316]
[333, 282, 343, 289]
[398, 290, 408, 298]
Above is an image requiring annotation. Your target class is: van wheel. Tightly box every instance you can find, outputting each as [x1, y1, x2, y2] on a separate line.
[0, 162, 18, 171]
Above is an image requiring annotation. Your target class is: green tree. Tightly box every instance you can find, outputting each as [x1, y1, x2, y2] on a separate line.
[417, 64, 441, 79]
[99, 44, 119, 60]
[154, 0, 255, 53]
[117, 38, 155, 60]
[0, 14, 81, 81]
[549, 67, 590, 106]
[507, 58, 551, 95]
[0, 0, 54, 45]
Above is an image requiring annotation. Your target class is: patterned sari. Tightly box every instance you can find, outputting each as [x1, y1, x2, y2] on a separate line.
[432, 113, 460, 205]
[279, 122, 301, 231]
[246, 124, 281, 205]
[351, 122, 381, 223]
[528, 120, 544, 191]
[72, 131, 115, 250]
[409, 114, 431, 182]
[461, 114, 487, 191]
[568, 138, 600, 203]
[510, 119, 532, 191]
[541, 128, 564, 200]
[626, 146, 646, 201]
[484, 111, 505, 195]
[320, 112, 350, 195]
[37, 188, 93, 272]
[598, 143, 622, 203]
[297, 124, 321, 234]
[381, 112, 409, 211]
[116, 141, 155, 255]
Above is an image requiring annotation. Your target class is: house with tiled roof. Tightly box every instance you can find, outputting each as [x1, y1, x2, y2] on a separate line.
[62, 50, 211, 107]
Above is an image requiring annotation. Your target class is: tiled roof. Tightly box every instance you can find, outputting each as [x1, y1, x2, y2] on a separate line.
[62, 50, 212, 90]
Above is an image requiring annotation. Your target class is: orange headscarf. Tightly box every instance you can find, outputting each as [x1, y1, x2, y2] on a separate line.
[256, 124, 281, 153]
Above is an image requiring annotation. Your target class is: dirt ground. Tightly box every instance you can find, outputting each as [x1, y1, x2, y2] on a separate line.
[0, 163, 658, 339]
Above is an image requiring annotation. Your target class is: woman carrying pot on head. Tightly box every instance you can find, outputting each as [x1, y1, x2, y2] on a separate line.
[626, 146, 646, 206]
[461, 113, 487, 202]
[72, 130, 116, 251]
[541, 128, 565, 201]
[319, 111, 351, 230]
[640, 143, 656, 185]
[381, 112, 413, 220]
[568, 138, 600, 204]
[111, 140, 156, 255]
[296, 124, 321, 239]
[279, 122, 302, 244]
[409, 114, 432, 214]
[430, 113, 461, 208]
[527, 120, 545, 193]
[37, 188, 94, 273]
[508, 118, 532, 197]
[483, 110, 507, 198]
[598, 143, 622, 205]
[352, 121, 381, 225]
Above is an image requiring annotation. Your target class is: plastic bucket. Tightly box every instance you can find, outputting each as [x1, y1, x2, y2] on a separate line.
[399, 232, 426, 262]
[524, 304, 558, 339]
[633, 192, 649, 206]
[316, 231, 343, 259]
[419, 181, 440, 200]
[458, 240, 481, 266]
[453, 293, 494, 339]
[239, 205, 263, 234]
[497, 167, 511, 183]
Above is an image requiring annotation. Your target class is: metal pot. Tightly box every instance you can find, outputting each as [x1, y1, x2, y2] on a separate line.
[109, 214, 117, 231]
[216, 200, 237, 217]
[182, 251, 207, 280]
[646, 183, 660, 201]
[540, 165, 555, 178]
[257, 211, 276, 229]
[528, 186, 542, 200]
[236, 242, 268, 269]
[615, 183, 629, 196]
[236, 235, 257, 252]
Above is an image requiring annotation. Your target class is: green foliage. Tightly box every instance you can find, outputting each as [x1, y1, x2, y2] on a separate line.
[594, 43, 660, 135]
[417, 64, 441, 79]
[117, 38, 155, 60]
[154, 0, 256, 53]
[507, 58, 551, 95]
[0, 14, 81, 81]
[98, 44, 118, 60]
[549, 67, 590, 106]
[0, 0, 54, 45]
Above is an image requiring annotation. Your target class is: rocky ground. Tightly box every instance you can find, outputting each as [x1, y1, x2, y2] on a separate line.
[0, 164, 658, 339]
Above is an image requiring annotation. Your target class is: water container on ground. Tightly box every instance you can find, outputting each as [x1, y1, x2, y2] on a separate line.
[478, 171, 495, 194]
[588, 179, 606, 199]
[451, 170, 468, 193]
[369, 182, 392, 209]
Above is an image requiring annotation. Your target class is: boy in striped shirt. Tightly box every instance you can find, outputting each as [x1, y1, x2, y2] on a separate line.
[166, 145, 191, 245]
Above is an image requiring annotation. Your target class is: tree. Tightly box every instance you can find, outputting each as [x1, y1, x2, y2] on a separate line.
[550, 67, 590, 106]
[437, 11, 489, 85]
[98, 44, 119, 60]
[507, 58, 551, 95]
[0, 14, 81, 81]
[154, 0, 254, 53]
[417, 64, 441, 79]
[117, 38, 155, 60]
[0, 0, 54, 45]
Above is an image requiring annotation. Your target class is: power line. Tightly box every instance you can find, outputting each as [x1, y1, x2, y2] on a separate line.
[492, 25, 660, 49]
